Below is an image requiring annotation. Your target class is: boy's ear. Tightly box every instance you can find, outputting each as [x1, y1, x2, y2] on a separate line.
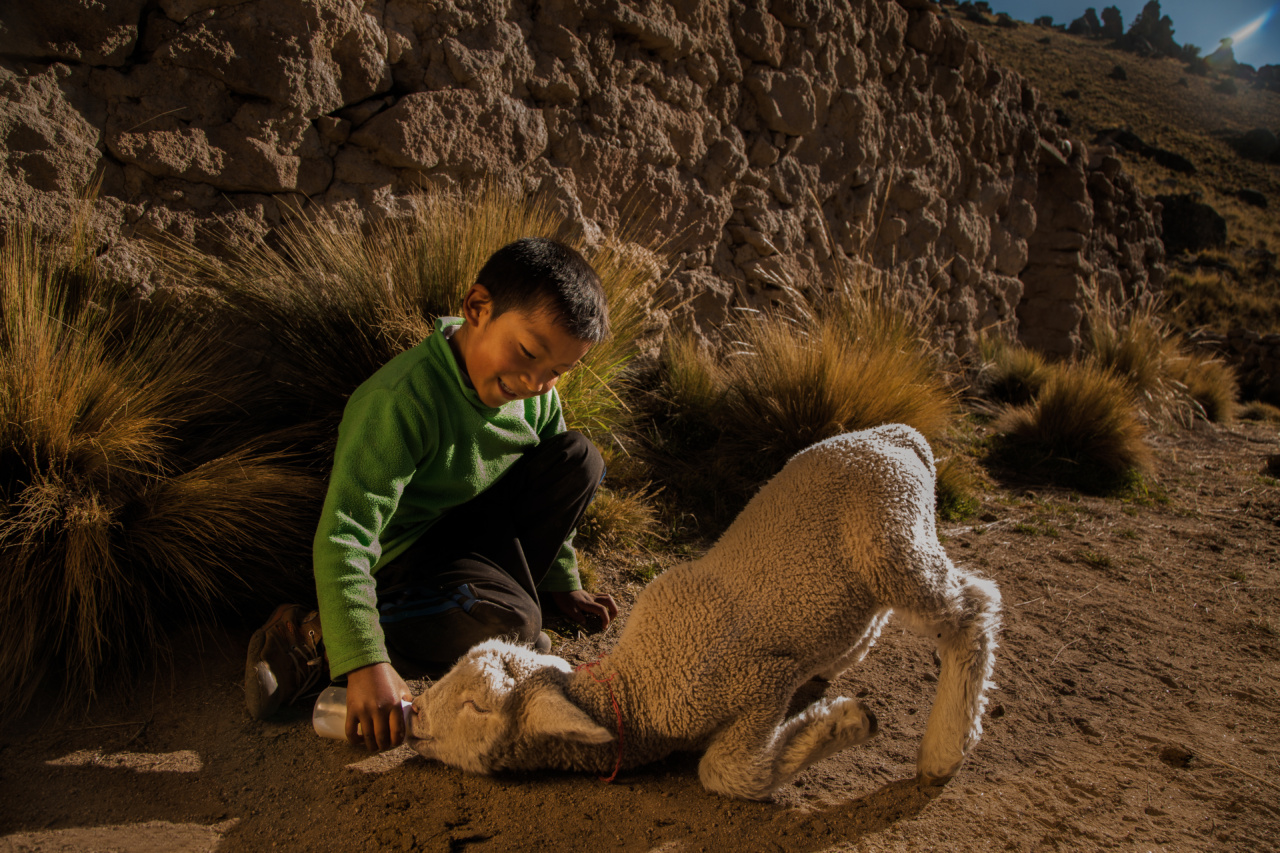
[521, 685, 614, 745]
[461, 284, 493, 325]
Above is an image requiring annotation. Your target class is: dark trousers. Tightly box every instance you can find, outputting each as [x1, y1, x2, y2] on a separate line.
[375, 431, 603, 668]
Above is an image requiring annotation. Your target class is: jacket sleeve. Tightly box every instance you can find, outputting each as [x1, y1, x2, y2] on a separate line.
[313, 388, 435, 678]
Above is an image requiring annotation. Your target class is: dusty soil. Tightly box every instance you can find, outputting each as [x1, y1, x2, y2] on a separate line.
[1, 417, 1277, 853]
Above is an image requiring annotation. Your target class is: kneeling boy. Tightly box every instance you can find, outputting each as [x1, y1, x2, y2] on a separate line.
[246, 237, 618, 750]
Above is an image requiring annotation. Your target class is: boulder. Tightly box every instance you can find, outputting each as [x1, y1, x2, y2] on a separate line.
[1238, 127, 1278, 160]
[1156, 194, 1227, 255]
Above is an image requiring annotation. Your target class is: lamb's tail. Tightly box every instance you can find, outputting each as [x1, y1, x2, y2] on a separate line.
[915, 567, 1003, 784]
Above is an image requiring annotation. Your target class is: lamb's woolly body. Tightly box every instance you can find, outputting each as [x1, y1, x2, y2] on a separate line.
[409, 424, 1002, 799]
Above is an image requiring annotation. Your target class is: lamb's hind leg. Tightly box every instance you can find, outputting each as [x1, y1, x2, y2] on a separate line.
[904, 567, 1002, 785]
[815, 608, 892, 681]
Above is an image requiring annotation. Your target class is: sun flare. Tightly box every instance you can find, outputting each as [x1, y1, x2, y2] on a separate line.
[1229, 5, 1274, 45]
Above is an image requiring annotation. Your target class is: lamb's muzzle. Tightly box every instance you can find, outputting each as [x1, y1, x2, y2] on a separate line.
[408, 424, 1002, 799]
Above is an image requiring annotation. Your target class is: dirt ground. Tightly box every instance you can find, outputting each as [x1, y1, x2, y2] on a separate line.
[1, 418, 1277, 853]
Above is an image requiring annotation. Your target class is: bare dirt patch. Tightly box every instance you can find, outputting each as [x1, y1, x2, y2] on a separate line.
[2, 421, 1278, 852]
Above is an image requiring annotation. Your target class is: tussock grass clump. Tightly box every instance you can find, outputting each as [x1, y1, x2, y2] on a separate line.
[1, 223, 320, 720]
[1238, 401, 1280, 423]
[653, 277, 959, 516]
[1166, 350, 1238, 423]
[972, 334, 1052, 405]
[994, 361, 1152, 493]
[1084, 295, 1177, 408]
[717, 304, 954, 474]
[1083, 290, 1238, 424]
[578, 486, 658, 553]
[159, 186, 659, 445]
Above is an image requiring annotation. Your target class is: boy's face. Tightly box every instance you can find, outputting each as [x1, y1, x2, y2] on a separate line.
[454, 285, 592, 408]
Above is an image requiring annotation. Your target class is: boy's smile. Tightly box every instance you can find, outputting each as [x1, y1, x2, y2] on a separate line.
[451, 285, 592, 409]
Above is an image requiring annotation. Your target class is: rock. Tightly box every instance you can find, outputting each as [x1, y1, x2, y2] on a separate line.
[1238, 128, 1278, 160]
[1237, 188, 1267, 209]
[1100, 7, 1124, 39]
[0, 65, 102, 194]
[1149, 147, 1195, 174]
[158, 0, 391, 118]
[745, 69, 818, 137]
[350, 91, 547, 177]
[1156, 194, 1227, 254]
[1068, 8, 1102, 37]
[731, 8, 785, 67]
[0, 0, 148, 66]
[1108, 64, 1128, 81]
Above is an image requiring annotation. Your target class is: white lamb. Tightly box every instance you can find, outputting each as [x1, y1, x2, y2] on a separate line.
[407, 424, 1002, 800]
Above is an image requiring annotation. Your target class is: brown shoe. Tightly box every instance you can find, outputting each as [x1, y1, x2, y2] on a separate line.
[245, 604, 325, 720]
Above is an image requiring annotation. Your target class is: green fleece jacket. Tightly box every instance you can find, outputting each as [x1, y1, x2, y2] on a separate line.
[313, 317, 580, 679]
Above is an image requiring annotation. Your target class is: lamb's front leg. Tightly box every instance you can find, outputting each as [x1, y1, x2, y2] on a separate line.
[697, 706, 784, 800]
[915, 569, 1002, 785]
[698, 698, 878, 800]
[771, 696, 878, 787]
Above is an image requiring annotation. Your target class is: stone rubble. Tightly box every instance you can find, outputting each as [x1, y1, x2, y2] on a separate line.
[0, 0, 1167, 356]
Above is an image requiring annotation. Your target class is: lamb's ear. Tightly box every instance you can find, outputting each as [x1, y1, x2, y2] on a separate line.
[521, 686, 614, 744]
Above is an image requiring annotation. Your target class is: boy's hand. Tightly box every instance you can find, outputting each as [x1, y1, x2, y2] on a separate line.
[344, 662, 412, 751]
[550, 589, 619, 632]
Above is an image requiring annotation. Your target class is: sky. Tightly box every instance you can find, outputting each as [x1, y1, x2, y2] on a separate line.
[988, 1, 1280, 67]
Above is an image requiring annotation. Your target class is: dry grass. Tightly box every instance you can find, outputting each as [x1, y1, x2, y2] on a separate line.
[0, 220, 320, 721]
[717, 298, 955, 469]
[936, 453, 983, 521]
[156, 186, 663, 447]
[653, 274, 960, 517]
[1166, 350, 1239, 422]
[994, 361, 1152, 492]
[1083, 288, 1239, 424]
[972, 333, 1052, 405]
[1238, 401, 1280, 423]
[578, 485, 659, 553]
[1165, 266, 1280, 336]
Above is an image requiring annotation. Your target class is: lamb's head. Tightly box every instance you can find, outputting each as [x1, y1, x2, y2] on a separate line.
[407, 638, 614, 774]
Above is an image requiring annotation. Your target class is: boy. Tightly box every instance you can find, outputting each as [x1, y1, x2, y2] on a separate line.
[245, 237, 619, 751]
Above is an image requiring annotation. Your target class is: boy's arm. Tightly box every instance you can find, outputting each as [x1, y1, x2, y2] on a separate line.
[314, 388, 433, 679]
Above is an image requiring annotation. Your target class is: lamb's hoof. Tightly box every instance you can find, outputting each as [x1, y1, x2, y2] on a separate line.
[857, 702, 878, 737]
[917, 771, 954, 787]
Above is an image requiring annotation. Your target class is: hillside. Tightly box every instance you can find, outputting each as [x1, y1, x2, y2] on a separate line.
[958, 8, 1280, 335]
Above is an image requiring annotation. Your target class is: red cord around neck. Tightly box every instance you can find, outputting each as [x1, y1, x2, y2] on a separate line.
[575, 658, 624, 783]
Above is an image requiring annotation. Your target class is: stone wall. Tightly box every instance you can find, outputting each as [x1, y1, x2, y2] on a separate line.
[0, 0, 1166, 356]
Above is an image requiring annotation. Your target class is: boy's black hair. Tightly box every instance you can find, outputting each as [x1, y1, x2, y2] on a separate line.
[475, 237, 610, 343]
